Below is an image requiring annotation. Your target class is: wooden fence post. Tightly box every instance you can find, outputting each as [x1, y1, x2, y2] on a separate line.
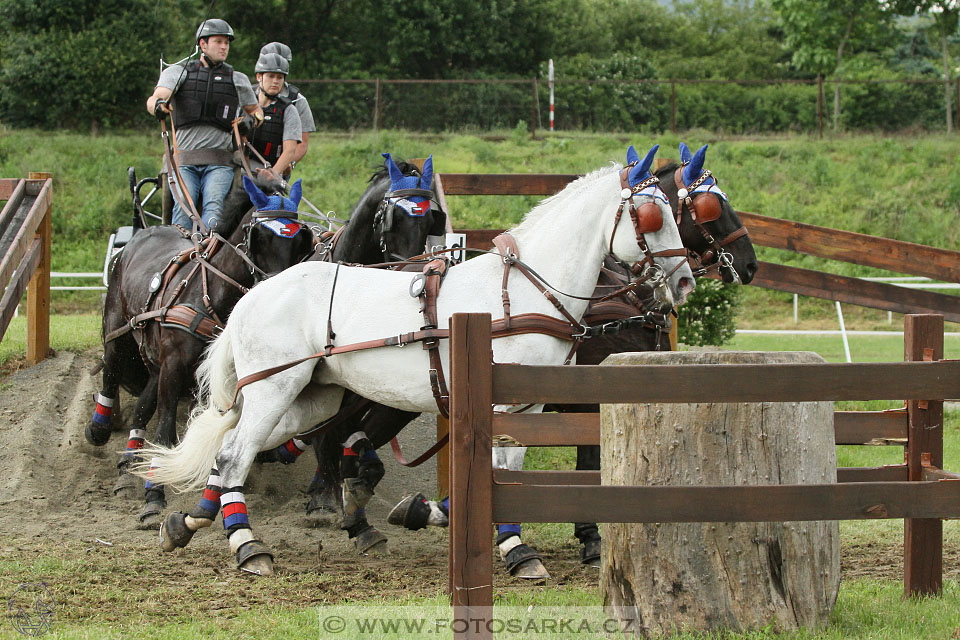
[26, 172, 51, 366]
[530, 77, 539, 138]
[670, 81, 677, 132]
[448, 313, 493, 639]
[903, 313, 944, 597]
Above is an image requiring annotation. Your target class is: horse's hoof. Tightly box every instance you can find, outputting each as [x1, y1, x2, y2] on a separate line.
[236, 540, 274, 576]
[159, 512, 195, 552]
[504, 543, 550, 580]
[112, 471, 140, 499]
[387, 493, 430, 530]
[581, 538, 602, 568]
[304, 494, 341, 528]
[136, 501, 165, 531]
[85, 423, 111, 446]
[354, 526, 388, 555]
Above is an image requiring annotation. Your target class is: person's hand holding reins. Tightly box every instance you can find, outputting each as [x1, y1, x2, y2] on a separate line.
[153, 99, 170, 120]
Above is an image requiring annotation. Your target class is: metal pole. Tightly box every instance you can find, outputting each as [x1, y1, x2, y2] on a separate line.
[373, 78, 382, 131]
[836, 301, 852, 363]
[793, 294, 799, 324]
[670, 81, 677, 132]
[548, 59, 555, 132]
[817, 75, 824, 139]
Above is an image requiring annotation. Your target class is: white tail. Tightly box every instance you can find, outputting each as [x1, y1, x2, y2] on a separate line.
[130, 325, 242, 492]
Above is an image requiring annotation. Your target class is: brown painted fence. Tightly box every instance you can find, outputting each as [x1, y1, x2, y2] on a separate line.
[447, 312, 960, 639]
[0, 173, 52, 365]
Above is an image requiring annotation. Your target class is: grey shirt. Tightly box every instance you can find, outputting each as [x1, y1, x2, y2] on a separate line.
[157, 62, 257, 152]
[280, 84, 316, 133]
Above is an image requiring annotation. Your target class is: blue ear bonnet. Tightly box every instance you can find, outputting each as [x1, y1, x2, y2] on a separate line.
[382, 152, 433, 216]
[624, 144, 667, 203]
[241, 176, 304, 237]
[242, 175, 303, 213]
[678, 142, 726, 201]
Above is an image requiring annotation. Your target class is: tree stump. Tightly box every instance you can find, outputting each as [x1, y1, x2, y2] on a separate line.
[599, 351, 840, 636]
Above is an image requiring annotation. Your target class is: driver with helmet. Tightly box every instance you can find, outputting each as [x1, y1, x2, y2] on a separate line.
[146, 19, 262, 230]
[246, 52, 302, 180]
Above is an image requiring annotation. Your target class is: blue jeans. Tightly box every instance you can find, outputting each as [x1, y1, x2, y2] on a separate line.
[171, 164, 235, 230]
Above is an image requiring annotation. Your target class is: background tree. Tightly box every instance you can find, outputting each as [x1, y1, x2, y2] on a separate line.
[769, 0, 896, 130]
[0, 0, 191, 133]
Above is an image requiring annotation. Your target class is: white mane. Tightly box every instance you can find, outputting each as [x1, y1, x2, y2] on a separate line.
[509, 164, 622, 239]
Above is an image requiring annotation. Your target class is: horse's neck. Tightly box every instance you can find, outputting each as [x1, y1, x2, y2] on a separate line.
[202, 213, 255, 305]
[332, 180, 388, 264]
[331, 219, 382, 264]
[504, 172, 616, 318]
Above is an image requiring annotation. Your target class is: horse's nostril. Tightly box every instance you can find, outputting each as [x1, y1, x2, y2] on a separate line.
[743, 261, 759, 284]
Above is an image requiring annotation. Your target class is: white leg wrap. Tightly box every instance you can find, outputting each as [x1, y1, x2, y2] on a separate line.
[426, 501, 448, 527]
[128, 429, 146, 440]
[492, 446, 527, 470]
[498, 534, 522, 558]
[342, 431, 368, 450]
[95, 393, 115, 407]
[185, 515, 214, 531]
[227, 528, 255, 554]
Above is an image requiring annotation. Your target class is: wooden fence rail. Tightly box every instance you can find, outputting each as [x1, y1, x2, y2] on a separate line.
[0, 173, 52, 364]
[447, 313, 958, 639]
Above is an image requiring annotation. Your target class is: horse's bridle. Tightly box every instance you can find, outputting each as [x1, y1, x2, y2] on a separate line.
[373, 186, 442, 262]
[609, 165, 690, 292]
[239, 210, 316, 283]
[672, 165, 749, 283]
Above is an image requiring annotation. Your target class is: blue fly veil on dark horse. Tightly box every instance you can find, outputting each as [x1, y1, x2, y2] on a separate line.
[242, 175, 306, 238]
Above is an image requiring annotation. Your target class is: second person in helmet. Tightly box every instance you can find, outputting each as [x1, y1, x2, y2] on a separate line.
[246, 52, 302, 180]
[258, 42, 315, 171]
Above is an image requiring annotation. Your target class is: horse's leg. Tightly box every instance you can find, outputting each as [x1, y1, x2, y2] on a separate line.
[574, 443, 602, 568]
[138, 352, 198, 530]
[339, 431, 388, 554]
[159, 466, 223, 552]
[492, 445, 550, 580]
[304, 434, 343, 527]
[114, 374, 159, 500]
[86, 340, 125, 446]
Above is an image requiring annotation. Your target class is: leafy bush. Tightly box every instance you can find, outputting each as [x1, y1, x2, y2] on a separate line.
[677, 279, 741, 346]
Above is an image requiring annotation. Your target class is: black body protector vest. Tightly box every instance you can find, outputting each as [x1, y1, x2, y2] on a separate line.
[172, 60, 241, 132]
[249, 87, 295, 165]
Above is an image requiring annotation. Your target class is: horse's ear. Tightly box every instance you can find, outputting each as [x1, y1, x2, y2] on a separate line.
[243, 175, 270, 210]
[638, 144, 659, 176]
[683, 144, 708, 185]
[419, 154, 434, 189]
[628, 144, 659, 186]
[382, 152, 404, 184]
[679, 142, 693, 164]
[626, 145, 639, 166]
[288, 179, 302, 209]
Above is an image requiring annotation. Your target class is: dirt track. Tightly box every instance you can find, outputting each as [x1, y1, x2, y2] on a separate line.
[0, 349, 956, 625]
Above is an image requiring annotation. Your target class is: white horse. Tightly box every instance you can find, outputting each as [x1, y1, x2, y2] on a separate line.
[135, 149, 695, 575]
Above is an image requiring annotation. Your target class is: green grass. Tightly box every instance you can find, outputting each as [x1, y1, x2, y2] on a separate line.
[0, 314, 100, 367]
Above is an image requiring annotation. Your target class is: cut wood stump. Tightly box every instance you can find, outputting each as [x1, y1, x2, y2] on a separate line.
[599, 350, 841, 636]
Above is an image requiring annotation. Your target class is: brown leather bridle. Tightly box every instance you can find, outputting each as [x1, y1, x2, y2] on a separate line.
[672, 165, 749, 281]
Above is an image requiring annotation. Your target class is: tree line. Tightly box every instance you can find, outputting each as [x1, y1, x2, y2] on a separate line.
[1, 0, 958, 132]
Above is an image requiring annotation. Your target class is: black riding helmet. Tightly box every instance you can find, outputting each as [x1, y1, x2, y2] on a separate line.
[260, 42, 292, 63]
[195, 18, 235, 43]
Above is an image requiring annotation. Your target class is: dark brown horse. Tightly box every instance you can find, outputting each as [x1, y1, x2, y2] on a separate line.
[86, 175, 315, 528]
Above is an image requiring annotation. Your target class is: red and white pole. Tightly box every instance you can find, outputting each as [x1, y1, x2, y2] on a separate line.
[548, 58, 555, 132]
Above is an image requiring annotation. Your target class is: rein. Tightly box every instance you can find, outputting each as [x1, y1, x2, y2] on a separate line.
[161, 115, 209, 235]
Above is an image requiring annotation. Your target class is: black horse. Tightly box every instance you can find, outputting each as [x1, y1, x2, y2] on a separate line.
[86, 174, 316, 528]
[300, 143, 759, 569]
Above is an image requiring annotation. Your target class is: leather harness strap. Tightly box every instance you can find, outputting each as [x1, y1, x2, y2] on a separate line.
[672, 166, 749, 274]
